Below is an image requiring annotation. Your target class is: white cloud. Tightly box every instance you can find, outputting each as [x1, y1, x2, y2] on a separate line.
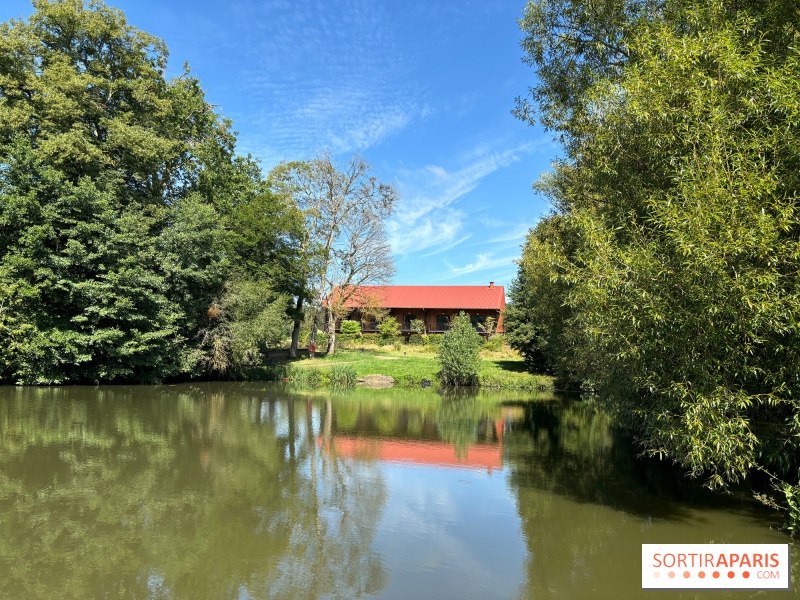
[440, 253, 519, 280]
[488, 223, 531, 244]
[388, 144, 534, 258]
[217, 0, 439, 161]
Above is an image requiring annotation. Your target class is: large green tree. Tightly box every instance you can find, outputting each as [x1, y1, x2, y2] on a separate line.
[510, 0, 800, 528]
[0, 0, 294, 383]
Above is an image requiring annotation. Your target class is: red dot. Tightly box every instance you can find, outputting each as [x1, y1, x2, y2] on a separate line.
[713, 571, 720, 578]
[683, 571, 690, 578]
[668, 571, 676, 579]
[728, 571, 735, 579]
[698, 571, 706, 579]
[743, 571, 750, 579]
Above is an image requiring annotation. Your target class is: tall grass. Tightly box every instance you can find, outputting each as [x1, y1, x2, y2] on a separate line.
[329, 364, 357, 389]
[287, 365, 325, 387]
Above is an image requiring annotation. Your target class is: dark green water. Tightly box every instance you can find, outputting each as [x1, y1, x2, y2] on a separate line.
[0, 383, 794, 599]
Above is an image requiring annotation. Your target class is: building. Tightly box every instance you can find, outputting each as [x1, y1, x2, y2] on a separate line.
[334, 282, 505, 335]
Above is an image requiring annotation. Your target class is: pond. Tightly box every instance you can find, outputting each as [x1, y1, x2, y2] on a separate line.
[0, 383, 794, 599]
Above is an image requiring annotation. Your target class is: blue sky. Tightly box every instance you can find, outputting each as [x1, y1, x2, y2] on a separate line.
[3, 0, 558, 288]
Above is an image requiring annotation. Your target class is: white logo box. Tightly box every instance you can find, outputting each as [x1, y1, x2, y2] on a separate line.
[642, 544, 791, 590]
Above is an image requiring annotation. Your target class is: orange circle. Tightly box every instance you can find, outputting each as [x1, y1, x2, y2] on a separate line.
[683, 571, 690, 578]
[668, 571, 676, 579]
[653, 572, 661, 579]
[743, 571, 750, 579]
[712, 571, 720, 578]
[698, 571, 706, 579]
[727, 571, 735, 579]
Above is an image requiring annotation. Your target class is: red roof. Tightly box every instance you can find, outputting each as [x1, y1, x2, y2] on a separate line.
[341, 285, 505, 310]
[323, 436, 503, 473]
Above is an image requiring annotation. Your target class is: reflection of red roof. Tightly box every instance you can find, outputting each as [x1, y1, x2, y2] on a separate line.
[324, 436, 502, 473]
[338, 285, 506, 310]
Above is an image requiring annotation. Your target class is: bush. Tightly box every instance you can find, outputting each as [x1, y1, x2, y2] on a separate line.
[408, 333, 424, 345]
[361, 333, 380, 346]
[378, 316, 400, 343]
[436, 312, 483, 386]
[339, 320, 362, 347]
[409, 319, 425, 336]
[484, 336, 504, 352]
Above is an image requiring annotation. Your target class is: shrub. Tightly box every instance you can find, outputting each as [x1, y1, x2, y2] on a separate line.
[339, 320, 362, 346]
[409, 319, 425, 336]
[361, 333, 380, 346]
[378, 316, 400, 343]
[436, 312, 483, 386]
[408, 333, 424, 345]
[484, 335, 504, 352]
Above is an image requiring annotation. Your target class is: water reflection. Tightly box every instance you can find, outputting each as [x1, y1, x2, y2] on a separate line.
[0, 384, 387, 599]
[0, 384, 793, 600]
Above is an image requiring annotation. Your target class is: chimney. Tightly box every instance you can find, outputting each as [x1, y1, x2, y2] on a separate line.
[489, 282, 494, 289]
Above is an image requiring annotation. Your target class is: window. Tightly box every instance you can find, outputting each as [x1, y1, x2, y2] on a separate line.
[471, 315, 486, 330]
[403, 314, 415, 330]
[436, 315, 450, 331]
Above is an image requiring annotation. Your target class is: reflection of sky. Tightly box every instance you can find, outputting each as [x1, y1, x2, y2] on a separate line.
[367, 463, 526, 600]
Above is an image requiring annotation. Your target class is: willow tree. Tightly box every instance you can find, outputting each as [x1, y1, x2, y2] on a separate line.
[511, 0, 800, 527]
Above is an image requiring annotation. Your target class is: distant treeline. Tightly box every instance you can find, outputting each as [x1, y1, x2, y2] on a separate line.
[504, 0, 800, 530]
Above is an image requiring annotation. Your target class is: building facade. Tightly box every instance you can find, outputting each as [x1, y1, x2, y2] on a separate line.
[336, 283, 505, 335]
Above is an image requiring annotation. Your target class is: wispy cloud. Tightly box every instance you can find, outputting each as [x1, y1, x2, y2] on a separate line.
[388, 144, 534, 256]
[439, 253, 519, 280]
[488, 223, 531, 244]
[215, 0, 443, 161]
[420, 234, 473, 258]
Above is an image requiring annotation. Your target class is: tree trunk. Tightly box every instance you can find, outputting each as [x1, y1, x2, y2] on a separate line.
[289, 296, 304, 359]
[326, 308, 337, 356]
[307, 307, 323, 358]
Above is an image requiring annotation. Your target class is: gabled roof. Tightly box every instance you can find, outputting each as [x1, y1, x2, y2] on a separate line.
[341, 285, 505, 310]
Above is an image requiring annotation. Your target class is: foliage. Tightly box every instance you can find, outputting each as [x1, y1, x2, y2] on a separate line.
[409, 319, 425, 336]
[329, 364, 357, 389]
[407, 334, 424, 346]
[483, 336, 504, 352]
[338, 320, 362, 347]
[511, 0, 800, 523]
[436, 312, 484, 386]
[377, 316, 400, 340]
[0, 0, 300, 383]
[200, 279, 291, 374]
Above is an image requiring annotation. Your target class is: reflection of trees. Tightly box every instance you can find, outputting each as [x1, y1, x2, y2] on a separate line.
[503, 397, 789, 599]
[0, 384, 387, 599]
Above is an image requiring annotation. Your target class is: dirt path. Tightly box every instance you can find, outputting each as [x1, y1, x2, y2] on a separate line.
[293, 361, 356, 367]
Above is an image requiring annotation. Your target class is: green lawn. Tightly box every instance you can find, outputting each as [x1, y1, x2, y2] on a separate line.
[286, 348, 554, 390]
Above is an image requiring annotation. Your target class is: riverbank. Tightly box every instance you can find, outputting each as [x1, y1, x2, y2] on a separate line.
[239, 348, 555, 391]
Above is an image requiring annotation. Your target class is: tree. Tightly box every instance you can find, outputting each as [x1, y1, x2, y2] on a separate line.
[409, 319, 425, 336]
[271, 152, 398, 357]
[436, 312, 483, 386]
[512, 0, 800, 525]
[377, 316, 400, 342]
[0, 0, 287, 383]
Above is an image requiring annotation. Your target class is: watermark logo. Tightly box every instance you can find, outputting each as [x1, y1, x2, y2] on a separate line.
[642, 544, 791, 590]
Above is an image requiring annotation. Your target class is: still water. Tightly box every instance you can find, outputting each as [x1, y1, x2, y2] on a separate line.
[0, 383, 794, 599]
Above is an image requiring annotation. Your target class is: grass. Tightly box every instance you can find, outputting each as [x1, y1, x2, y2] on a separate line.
[285, 344, 554, 391]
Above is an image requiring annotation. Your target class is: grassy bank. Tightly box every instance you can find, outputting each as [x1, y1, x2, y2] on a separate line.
[281, 346, 554, 391]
